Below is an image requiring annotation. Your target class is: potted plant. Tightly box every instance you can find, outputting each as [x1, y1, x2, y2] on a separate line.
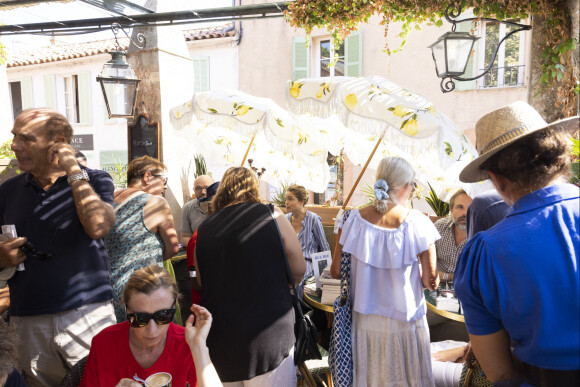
[270, 180, 291, 209]
[0, 140, 20, 185]
[425, 182, 449, 221]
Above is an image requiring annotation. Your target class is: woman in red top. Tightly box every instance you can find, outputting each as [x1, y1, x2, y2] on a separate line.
[80, 265, 222, 387]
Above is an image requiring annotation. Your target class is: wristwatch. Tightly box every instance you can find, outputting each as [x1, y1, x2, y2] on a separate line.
[67, 169, 90, 184]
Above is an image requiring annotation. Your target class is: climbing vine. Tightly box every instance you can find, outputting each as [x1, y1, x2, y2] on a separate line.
[286, 0, 577, 117]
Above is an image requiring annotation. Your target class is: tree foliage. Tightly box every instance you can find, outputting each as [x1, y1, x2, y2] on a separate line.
[286, 0, 577, 117]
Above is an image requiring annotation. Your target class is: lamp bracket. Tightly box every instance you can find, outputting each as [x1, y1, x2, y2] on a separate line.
[439, 4, 531, 93]
[111, 22, 146, 52]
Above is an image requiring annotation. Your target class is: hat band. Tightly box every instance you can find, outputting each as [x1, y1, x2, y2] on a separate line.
[480, 125, 530, 155]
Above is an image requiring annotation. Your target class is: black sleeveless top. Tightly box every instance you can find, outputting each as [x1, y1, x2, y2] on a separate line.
[196, 202, 295, 382]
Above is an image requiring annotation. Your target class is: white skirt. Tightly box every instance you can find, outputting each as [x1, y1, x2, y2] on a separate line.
[352, 311, 435, 387]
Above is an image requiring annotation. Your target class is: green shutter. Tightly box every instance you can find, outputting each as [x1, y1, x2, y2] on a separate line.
[345, 32, 362, 77]
[77, 71, 92, 124]
[292, 36, 310, 80]
[193, 56, 210, 92]
[455, 22, 478, 91]
[43, 74, 57, 109]
[21, 77, 34, 109]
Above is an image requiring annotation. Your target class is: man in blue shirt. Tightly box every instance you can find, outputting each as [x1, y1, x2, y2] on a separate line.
[0, 109, 116, 386]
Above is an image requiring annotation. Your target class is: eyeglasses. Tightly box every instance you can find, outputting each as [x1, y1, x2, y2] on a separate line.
[152, 174, 168, 186]
[410, 181, 418, 193]
[126, 306, 176, 328]
[20, 241, 52, 259]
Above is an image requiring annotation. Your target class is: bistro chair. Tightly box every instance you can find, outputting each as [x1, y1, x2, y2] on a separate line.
[60, 355, 88, 387]
[297, 345, 333, 387]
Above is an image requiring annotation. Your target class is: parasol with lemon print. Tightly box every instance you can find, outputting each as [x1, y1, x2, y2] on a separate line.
[286, 76, 478, 207]
[169, 90, 330, 192]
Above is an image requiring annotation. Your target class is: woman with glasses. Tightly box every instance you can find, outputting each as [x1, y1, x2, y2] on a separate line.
[105, 156, 179, 322]
[331, 157, 439, 386]
[80, 265, 222, 387]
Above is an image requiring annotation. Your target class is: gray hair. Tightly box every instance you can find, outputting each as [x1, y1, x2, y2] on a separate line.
[373, 157, 415, 213]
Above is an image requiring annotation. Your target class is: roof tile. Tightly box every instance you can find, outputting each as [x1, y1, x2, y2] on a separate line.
[6, 23, 235, 68]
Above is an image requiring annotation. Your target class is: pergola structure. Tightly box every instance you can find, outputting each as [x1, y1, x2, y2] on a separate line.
[0, 0, 290, 35]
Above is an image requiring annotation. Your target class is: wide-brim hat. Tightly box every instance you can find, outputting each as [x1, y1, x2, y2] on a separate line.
[459, 101, 579, 183]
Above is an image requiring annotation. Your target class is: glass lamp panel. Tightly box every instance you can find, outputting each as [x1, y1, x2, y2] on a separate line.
[101, 79, 137, 116]
[430, 39, 447, 77]
[445, 36, 475, 75]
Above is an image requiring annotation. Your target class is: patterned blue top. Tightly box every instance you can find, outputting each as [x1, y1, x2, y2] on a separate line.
[106, 192, 164, 322]
[286, 210, 330, 277]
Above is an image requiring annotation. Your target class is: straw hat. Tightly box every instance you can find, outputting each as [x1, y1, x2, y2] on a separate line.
[459, 101, 579, 183]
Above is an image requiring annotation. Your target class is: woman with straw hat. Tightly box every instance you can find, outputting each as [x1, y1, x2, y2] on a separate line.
[454, 101, 579, 386]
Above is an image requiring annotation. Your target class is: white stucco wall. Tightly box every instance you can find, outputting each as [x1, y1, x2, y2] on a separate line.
[5, 55, 128, 169]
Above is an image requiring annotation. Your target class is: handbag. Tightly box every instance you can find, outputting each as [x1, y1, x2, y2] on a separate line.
[267, 204, 322, 365]
[329, 210, 354, 387]
[460, 358, 492, 387]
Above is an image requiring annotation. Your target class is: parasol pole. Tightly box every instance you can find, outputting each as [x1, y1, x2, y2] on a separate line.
[333, 133, 384, 253]
[240, 136, 256, 166]
[341, 133, 384, 209]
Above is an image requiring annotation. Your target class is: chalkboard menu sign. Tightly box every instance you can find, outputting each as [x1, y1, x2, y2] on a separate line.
[128, 114, 161, 161]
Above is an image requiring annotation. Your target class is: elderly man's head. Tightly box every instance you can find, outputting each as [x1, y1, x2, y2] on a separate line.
[449, 190, 472, 230]
[193, 175, 214, 200]
[10, 109, 73, 175]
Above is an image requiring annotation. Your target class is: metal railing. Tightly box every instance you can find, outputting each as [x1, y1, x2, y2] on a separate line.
[478, 65, 525, 88]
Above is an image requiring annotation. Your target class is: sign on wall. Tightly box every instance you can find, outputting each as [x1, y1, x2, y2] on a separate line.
[128, 114, 161, 161]
[71, 134, 94, 151]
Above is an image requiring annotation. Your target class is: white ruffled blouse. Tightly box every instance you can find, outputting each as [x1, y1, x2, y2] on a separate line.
[340, 209, 440, 322]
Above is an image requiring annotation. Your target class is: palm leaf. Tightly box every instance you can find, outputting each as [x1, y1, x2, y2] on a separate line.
[424, 182, 449, 217]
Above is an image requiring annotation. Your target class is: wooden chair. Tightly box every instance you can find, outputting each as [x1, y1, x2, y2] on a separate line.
[297, 346, 333, 387]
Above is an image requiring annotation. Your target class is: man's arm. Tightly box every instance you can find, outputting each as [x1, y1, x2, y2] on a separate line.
[52, 143, 115, 240]
[469, 330, 524, 382]
[179, 203, 193, 247]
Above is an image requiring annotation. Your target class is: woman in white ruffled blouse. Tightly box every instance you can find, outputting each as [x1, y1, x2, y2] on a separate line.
[331, 157, 440, 386]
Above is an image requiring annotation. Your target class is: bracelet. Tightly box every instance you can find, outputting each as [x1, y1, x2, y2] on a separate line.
[442, 272, 449, 281]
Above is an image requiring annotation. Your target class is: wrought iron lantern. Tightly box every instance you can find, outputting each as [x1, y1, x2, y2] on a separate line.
[97, 24, 145, 118]
[429, 5, 531, 93]
[429, 32, 479, 79]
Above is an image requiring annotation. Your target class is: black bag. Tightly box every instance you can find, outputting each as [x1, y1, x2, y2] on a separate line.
[293, 294, 322, 364]
[267, 204, 322, 365]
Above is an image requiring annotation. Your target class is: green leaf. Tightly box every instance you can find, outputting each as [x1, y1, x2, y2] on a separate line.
[208, 108, 218, 114]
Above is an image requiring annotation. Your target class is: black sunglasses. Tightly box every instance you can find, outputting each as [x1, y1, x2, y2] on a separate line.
[126, 306, 176, 328]
[20, 241, 53, 259]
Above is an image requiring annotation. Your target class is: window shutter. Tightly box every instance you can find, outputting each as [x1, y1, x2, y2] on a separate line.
[77, 71, 92, 124]
[193, 56, 210, 92]
[43, 74, 57, 110]
[455, 22, 477, 91]
[292, 36, 310, 80]
[345, 32, 362, 77]
[21, 77, 34, 109]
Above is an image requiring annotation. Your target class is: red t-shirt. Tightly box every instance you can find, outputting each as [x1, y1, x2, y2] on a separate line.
[186, 230, 201, 305]
[80, 322, 197, 387]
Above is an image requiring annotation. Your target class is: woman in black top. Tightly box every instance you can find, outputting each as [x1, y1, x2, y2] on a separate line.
[195, 167, 305, 385]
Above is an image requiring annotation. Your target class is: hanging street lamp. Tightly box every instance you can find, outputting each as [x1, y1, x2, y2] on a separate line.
[429, 5, 531, 93]
[96, 24, 145, 118]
